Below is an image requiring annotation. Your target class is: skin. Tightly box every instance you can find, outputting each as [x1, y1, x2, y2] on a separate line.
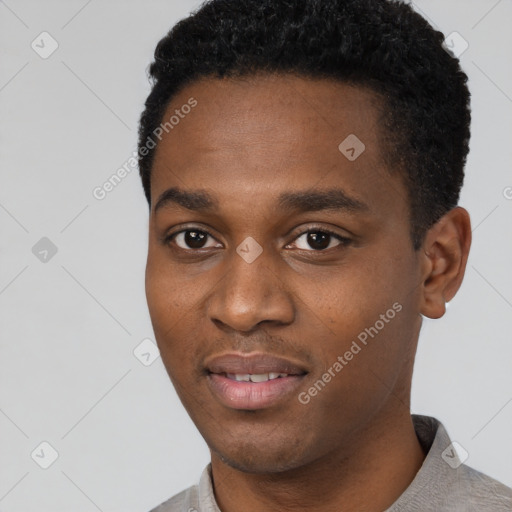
[145, 73, 472, 512]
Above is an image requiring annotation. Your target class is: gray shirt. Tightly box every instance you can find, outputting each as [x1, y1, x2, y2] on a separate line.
[150, 415, 512, 511]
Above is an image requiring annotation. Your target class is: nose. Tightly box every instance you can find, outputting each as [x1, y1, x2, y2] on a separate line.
[207, 245, 295, 332]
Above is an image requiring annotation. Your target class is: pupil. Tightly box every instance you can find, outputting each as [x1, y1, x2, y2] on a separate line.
[185, 230, 206, 248]
[183, 231, 331, 250]
[308, 232, 330, 250]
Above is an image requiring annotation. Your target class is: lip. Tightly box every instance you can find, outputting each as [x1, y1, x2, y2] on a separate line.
[205, 352, 308, 375]
[205, 352, 308, 410]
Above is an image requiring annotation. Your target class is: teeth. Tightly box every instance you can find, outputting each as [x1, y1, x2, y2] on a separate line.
[225, 372, 290, 382]
[250, 373, 269, 382]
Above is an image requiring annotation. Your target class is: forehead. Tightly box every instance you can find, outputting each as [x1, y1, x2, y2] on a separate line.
[150, 74, 406, 218]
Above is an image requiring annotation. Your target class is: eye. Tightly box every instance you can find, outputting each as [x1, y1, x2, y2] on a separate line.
[287, 228, 351, 251]
[166, 228, 221, 250]
[164, 226, 351, 253]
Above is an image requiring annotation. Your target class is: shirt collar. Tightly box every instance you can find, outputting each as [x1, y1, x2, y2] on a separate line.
[385, 414, 458, 511]
[196, 415, 460, 511]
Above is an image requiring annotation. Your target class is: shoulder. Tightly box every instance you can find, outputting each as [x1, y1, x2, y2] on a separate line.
[456, 462, 512, 511]
[389, 415, 512, 512]
[148, 484, 199, 512]
[147, 464, 215, 512]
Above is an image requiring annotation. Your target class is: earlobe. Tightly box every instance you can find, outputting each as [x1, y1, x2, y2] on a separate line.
[419, 207, 472, 319]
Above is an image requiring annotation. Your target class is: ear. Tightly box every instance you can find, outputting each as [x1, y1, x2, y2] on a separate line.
[419, 206, 472, 319]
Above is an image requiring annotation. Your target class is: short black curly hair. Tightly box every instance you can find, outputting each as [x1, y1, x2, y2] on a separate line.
[137, 0, 471, 250]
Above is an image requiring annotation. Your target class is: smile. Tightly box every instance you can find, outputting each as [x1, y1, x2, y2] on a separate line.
[225, 372, 290, 382]
[204, 352, 309, 410]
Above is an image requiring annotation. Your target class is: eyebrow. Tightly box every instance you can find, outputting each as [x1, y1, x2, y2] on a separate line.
[153, 186, 370, 215]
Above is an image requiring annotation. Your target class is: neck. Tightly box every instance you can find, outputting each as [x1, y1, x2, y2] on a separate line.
[210, 406, 426, 512]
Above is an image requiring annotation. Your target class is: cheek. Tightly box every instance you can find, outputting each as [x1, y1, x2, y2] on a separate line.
[144, 250, 207, 368]
[309, 250, 417, 373]
[145, 250, 186, 346]
[303, 262, 395, 336]
[145, 262, 170, 324]
[145, 243, 188, 311]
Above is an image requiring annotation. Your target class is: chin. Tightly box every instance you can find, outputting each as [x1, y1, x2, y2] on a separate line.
[215, 450, 304, 474]
[208, 431, 316, 475]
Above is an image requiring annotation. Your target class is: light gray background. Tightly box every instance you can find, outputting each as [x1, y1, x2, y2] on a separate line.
[1, 1, 511, 511]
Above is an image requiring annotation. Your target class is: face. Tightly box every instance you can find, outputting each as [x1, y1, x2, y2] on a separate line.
[145, 74, 425, 473]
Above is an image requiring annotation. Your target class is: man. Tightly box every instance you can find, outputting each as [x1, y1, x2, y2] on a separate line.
[137, 0, 512, 510]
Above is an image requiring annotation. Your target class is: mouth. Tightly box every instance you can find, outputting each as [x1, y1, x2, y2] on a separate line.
[222, 372, 294, 382]
[205, 352, 308, 410]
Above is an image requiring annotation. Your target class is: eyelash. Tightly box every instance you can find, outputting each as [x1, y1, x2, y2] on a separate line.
[163, 225, 352, 253]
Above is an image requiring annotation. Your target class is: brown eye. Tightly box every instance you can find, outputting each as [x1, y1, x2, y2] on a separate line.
[167, 229, 221, 250]
[289, 229, 351, 251]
